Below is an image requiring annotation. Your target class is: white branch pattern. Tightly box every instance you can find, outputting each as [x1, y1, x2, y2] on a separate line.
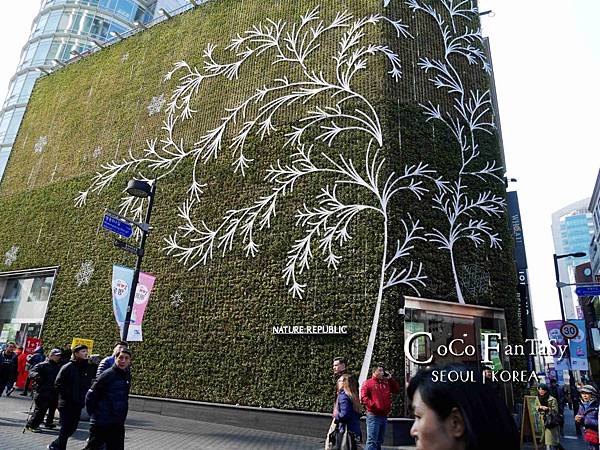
[409, 0, 505, 303]
[74, 4, 506, 384]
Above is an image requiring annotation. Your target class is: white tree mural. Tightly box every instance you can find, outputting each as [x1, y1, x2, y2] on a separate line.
[76, 7, 427, 382]
[75, 3, 505, 382]
[407, 0, 505, 304]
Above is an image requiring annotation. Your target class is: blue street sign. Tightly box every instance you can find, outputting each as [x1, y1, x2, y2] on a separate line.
[575, 285, 600, 297]
[102, 213, 133, 239]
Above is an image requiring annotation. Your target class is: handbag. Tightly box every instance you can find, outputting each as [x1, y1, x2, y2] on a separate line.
[327, 425, 357, 450]
[584, 429, 600, 444]
[543, 411, 561, 429]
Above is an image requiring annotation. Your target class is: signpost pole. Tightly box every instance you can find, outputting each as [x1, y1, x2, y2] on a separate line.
[121, 182, 156, 342]
[553, 254, 566, 323]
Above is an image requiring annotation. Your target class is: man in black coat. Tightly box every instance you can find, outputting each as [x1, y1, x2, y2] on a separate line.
[83, 349, 132, 450]
[0, 342, 18, 397]
[49, 344, 93, 450]
[24, 348, 62, 431]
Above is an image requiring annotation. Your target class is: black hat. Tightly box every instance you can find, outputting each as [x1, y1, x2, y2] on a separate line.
[72, 344, 88, 354]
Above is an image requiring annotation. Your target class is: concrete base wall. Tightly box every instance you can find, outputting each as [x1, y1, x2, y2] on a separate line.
[129, 395, 415, 446]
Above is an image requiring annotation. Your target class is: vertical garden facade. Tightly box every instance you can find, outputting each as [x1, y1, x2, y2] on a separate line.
[0, 0, 520, 414]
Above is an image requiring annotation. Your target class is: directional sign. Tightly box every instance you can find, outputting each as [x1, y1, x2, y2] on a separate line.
[575, 285, 600, 297]
[102, 213, 133, 239]
[113, 239, 142, 256]
[560, 322, 579, 340]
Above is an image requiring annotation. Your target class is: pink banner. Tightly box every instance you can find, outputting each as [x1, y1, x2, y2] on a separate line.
[127, 271, 156, 342]
[545, 320, 571, 371]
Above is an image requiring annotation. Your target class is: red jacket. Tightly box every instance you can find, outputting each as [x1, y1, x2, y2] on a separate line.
[360, 375, 399, 416]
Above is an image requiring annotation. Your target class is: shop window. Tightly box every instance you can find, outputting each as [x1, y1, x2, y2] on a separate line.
[0, 269, 57, 347]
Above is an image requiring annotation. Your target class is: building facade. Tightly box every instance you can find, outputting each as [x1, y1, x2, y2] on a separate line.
[0, 0, 522, 417]
[589, 170, 600, 278]
[552, 199, 596, 319]
[0, 0, 161, 181]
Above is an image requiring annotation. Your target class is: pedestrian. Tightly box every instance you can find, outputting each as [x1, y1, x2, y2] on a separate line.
[572, 381, 583, 436]
[327, 373, 362, 449]
[24, 348, 62, 432]
[96, 341, 128, 378]
[16, 347, 28, 392]
[360, 362, 399, 450]
[21, 346, 45, 396]
[0, 341, 18, 397]
[575, 385, 599, 450]
[537, 383, 561, 450]
[407, 363, 519, 450]
[48, 344, 93, 450]
[550, 379, 566, 436]
[83, 349, 132, 450]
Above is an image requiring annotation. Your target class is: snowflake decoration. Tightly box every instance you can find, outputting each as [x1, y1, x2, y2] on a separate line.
[460, 264, 491, 296]
[170, 290, 184, 308]
[147, 94, 165, 116]
[34, 136, 48, 153]
[121, 52, 129, 63]
[93, 146, 103, 159]
[4, 246, 19, 266]
[75, 261, 95, 287]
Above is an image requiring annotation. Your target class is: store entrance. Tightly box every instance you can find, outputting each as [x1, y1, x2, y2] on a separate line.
[403, 296, 512, 414]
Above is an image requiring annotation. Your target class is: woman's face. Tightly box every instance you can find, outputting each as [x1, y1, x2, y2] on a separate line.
[410, 390, 465, 450]
[582, 392, 591, 402]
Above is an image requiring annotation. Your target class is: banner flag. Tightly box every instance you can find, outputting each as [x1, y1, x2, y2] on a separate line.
[569, 319, 589, 371]
[545, 320, 571, 371]
[128, 271, 156, 341]
[111, 265, 155, 341]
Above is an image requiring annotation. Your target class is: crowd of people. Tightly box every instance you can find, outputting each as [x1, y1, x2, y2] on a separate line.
[0, 340, 132, 450]
[327, 358, 519, 450]
[537, 380, 599, 450]
[4, 340, 600, 450]
[326, 358, 600, 450]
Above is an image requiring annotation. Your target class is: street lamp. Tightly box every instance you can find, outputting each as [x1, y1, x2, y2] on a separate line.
[553, 251, 586, 322]
[121, 179, 156, 342]
[553, 251, 586, 384]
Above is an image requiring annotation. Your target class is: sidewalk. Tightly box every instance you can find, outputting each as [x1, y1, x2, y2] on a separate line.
[0, 395, 407, 449]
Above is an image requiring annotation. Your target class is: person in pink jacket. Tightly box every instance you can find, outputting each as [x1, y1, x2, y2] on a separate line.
[360, 362, 399, 450]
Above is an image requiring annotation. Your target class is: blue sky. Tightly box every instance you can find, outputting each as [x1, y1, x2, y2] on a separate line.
[479, 0, 600, 337]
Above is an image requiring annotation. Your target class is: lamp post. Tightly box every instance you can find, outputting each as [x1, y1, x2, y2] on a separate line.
[121, 179, 156, 342]
[553, 251, 586, 322]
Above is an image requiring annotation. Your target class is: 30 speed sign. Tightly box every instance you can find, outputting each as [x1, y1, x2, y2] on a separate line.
[560, 322, 579, 339]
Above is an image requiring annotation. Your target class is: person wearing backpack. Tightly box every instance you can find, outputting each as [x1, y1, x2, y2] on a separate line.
[575, 385, 599, 450]
[21, 346, 44, 396]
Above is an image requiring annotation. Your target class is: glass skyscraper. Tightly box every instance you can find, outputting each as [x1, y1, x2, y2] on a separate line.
[0, 0, 161, 181]
[552, 198, 596, 319]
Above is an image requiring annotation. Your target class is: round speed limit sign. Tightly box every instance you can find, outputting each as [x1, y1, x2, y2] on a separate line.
[560, 322, 579, 340]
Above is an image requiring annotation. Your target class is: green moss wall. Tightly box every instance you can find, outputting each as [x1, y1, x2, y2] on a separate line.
[0, 0, 521, 414]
